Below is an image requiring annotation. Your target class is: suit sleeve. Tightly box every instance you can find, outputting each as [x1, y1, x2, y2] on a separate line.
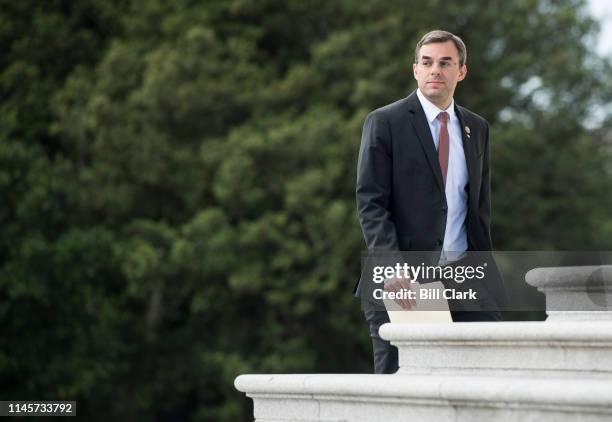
[356, 112, 399, 251]
[479, 121, 493, 248]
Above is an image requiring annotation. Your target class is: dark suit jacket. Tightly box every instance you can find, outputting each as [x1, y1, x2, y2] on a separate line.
[355, 90, 507, 308]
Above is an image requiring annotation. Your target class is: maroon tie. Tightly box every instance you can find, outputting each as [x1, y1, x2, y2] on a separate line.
[437, 112, 449, 187]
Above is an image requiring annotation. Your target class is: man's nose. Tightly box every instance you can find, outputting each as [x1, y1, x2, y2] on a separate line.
[430, 62, 442, 74]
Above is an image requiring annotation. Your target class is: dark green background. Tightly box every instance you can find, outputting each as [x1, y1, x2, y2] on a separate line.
[1, 0, 611, 420]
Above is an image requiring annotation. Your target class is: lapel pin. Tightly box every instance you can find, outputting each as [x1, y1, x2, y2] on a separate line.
[465, 126, 471, 138]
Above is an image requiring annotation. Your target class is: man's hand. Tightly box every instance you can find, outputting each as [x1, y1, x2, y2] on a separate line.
[383, 276, 417, 310]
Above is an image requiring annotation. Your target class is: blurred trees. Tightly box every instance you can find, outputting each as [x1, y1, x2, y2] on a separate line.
[1, 0, 611, 420]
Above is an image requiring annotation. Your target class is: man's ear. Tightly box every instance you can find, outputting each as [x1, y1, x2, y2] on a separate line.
[412, 63, 418, 80]
[457, 64, 468, 82]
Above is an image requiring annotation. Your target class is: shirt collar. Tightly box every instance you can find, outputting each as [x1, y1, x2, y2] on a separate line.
[416, 88, 457, 124]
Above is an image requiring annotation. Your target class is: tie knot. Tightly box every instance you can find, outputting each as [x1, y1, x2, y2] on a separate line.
[437, 111, 449, 124]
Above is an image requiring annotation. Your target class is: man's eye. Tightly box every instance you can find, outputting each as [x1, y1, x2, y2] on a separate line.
[422, 61, 431, 66]
[440, 61, 450, 67]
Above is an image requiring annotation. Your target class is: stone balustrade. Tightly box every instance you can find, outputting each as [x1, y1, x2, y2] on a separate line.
[235, 265, 612, 421]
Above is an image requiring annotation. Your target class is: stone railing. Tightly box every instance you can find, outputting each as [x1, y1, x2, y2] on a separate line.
[235, 265, 612, 421]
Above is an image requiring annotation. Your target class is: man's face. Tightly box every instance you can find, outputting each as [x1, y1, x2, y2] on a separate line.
[413, 40, 467, 109]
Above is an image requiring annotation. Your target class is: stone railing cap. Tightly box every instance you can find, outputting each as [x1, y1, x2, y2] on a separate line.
[526, 265, 612, 289]
[234, 373, 612, 406]
[378, 320, 612, 342]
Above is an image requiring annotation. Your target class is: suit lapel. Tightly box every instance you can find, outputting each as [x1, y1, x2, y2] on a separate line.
[455, 105, 478, 206]
[405, 92, 445, 193]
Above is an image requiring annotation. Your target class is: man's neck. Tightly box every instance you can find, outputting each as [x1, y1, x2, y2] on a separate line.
[429, 95, 453, 111]
[433, 99, 452, 110]
[416, 89, 453, 111]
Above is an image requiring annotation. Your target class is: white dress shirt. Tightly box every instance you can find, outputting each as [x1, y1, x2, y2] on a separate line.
[416, 89, 468, 256]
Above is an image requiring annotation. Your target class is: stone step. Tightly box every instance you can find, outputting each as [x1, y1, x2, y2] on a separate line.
[380, 321, 612, 377]
[235, 373, 612, 422]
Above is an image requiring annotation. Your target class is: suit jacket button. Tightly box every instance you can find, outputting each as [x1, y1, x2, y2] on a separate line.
[437, 238, 443, 245]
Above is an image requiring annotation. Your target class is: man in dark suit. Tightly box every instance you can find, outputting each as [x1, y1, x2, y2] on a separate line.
[355, 30, 507, 374]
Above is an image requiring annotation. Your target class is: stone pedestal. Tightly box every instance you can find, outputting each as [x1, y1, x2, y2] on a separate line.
[525, 265, 612, 321]
[235, 266, 612, 421]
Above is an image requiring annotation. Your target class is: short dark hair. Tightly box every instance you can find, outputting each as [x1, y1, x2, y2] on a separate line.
[414, 30, 467, 66]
